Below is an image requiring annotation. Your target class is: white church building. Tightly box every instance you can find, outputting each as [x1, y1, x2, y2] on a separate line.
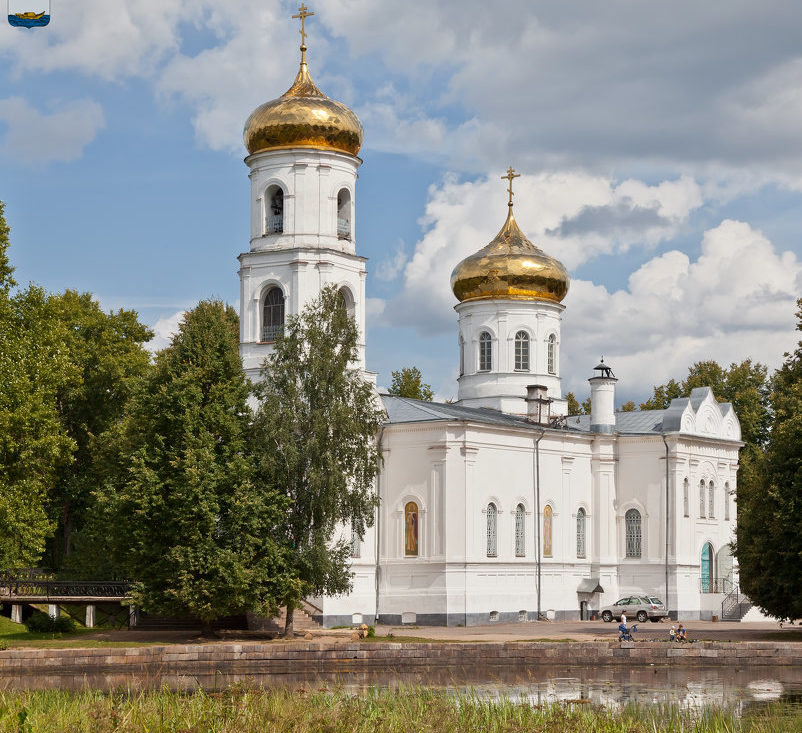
[238, 9, 742, 626]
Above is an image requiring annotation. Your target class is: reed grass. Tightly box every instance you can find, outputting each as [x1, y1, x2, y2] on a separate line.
[0, 686, 799, 732]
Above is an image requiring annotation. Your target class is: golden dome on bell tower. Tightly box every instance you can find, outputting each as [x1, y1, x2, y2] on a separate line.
[450, 168, 570, 304]
[243, 5, 363, 157]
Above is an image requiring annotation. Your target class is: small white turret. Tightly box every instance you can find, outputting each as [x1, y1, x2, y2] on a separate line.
[589, 358, 617, 434]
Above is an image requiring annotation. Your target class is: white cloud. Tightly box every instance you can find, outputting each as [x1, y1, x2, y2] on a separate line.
[375, 240, 409, 282]
[388, 171, 703, 334]
[0, 97, 105, 164]
[561, 220, 802, 396]
[145, 309, 185, 353]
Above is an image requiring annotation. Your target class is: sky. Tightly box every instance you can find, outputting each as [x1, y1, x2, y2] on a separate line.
[1, 0, 801, 405]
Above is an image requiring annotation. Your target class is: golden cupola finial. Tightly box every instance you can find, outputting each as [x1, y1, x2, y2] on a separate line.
[450, 168, 570, 304]
[243, 4, 363, 157]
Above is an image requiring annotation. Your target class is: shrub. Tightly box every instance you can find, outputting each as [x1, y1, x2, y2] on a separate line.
[367, 625, 375, 638]
[24, 611, 76, 634]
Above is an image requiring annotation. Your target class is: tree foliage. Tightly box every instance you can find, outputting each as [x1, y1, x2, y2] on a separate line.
[46, 290, 153, 569]
[735, 299, 802, 620]
[100, 300, 287, 629]
[252, 285, 384, 634]
[0, 203, 75, 569]
[388, 366, 434, 401]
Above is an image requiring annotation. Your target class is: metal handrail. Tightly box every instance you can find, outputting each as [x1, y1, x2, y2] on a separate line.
[721, 585, 741, 619]
[266, 214, 283, 234]
[0, 579, 131, 598]
[337, 217, 350, 240]
[700, 577, 734, 594]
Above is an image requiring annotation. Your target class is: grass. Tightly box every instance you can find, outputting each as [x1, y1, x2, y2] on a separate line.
[0, 615, 154, 649]
[0, 687, 799, 732]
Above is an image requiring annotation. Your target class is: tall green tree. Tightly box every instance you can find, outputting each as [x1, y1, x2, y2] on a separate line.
[47, 290, 153, 569]
[0, 202, 75, 569]
[388, 366, 434, 401]
[100, 300, 288, 633]
[252, 285, 384, 636]
[734, 299, 802, 620]
[565, 392, 584, 415]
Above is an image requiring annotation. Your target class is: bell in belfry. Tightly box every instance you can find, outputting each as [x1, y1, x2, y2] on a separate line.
[8, 0, 51, 28]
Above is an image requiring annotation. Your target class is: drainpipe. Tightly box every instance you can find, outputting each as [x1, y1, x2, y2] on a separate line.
[662, 434, 670, 619]
[534, 428, 546, 620]
[374, 425, 386, 625]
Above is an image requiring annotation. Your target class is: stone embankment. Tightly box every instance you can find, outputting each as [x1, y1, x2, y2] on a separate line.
[1, 640, 801, 675]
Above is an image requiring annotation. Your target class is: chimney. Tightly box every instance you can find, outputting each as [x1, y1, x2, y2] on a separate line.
[526, 384, 552, 425]
[589, 357, 617, 434]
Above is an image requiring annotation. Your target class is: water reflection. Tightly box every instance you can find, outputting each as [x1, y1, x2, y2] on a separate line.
[2, 664, 802, 710]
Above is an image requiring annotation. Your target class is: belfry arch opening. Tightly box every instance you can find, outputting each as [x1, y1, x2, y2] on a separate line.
[265, 185, 284, 234]
[262, 286, 285, 342]
[337, 188, 351, 240]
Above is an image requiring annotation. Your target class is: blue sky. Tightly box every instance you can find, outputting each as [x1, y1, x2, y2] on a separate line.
[2, 1, 801, 404]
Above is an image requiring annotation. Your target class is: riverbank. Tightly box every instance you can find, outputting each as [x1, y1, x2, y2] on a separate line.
[0, 687, 799, 733]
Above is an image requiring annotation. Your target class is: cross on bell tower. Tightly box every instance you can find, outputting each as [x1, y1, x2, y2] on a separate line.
[501, 166, 521, 207]
[292, 4, 315, 63]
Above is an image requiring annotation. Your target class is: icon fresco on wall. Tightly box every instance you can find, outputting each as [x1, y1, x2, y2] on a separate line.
[8, 1, 50, 28]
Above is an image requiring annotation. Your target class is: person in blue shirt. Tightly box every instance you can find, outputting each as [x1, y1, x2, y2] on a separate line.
[618, 621, 628, 640]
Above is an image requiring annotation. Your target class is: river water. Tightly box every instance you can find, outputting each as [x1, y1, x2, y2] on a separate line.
[3, 664, 802, 710]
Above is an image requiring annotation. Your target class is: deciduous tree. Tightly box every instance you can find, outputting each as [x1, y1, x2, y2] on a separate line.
[252, 285, 383, 636]
[388, 366, 434, 401]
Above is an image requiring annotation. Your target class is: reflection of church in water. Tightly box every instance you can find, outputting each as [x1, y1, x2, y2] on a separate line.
[238, 7, 742, 625]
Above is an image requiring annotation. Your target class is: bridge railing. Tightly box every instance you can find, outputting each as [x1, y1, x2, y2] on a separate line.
[0, 579, 131, 598]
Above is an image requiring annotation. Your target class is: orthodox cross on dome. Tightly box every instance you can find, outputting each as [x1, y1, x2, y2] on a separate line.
[501, 166, 521, 207]
[293, 4, 315, 64]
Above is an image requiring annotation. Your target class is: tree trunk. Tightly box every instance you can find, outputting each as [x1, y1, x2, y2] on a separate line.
[283, 603, 295, 638]
[200, 620, 217, 638]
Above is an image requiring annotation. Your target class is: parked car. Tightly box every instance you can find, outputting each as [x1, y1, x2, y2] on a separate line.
[600, 595, 668, 623]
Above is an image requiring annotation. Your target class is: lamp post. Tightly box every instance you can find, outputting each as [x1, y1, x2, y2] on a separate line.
[662, 434, 670, 618]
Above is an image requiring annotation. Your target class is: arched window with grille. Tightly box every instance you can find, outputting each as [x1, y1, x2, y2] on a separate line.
[478, 332, 492, 372]
[404, 502, 418, 557]
[699, 480, 706, 518]
[514, 331, 530, 371]
[515, 503, 525, 557]
[724, 482, 730, 521]
[708, 480, 715, 518]
[576, 508, 586, 558]
[625, 508, 641, 558]
[337, 188, 351, 240]
[547, 334, 556, 374]
[486, 503, 498, 557]
[262, 286, 284, 341]
[543, 505, 553, 557]
[683, 478, 689, 517]
[265, 185, 284, 234]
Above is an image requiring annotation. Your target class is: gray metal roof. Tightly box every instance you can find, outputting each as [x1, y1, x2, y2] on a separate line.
[382, 395, 539, 429]
[565, 410, 666, 434]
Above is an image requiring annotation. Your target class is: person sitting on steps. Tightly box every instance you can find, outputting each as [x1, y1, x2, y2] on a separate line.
[676, 623, 687, 642]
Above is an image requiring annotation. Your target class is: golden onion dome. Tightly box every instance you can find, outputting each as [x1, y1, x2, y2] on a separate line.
[450, 198, 570, 304]
[243, 54, 363, 157]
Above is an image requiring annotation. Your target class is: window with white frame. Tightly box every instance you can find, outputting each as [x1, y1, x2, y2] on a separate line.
[486, 503, 498, 557]
[699, 480, 706, 518]
[576, 508, 586, 558]
[683, 478, 689, 517]
[625, 508, 641, 558]
[262, 286, 284, 342]
[708, 480, 715, 519]
[515, 503, 525, 557]
[547, 334, 556, 374]
[479, 332, 492, 372]
[514, 331, 530, 371]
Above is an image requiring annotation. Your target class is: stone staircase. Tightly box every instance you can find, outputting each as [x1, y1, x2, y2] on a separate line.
[246, 600, 323, 634]
[721, 588, 753, 621]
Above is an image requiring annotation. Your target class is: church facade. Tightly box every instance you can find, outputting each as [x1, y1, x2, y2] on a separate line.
[238, 9, 742, 626]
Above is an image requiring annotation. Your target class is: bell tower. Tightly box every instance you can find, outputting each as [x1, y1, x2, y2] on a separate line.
[238, 5, 368, 382]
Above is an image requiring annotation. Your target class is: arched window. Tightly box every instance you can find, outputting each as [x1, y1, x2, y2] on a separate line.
[262, 286, 284, 341]
[708, 481, 715, 519]
[337, 188, 351, 240]
[625, 509, 641, 558]
[515, 504, 525, 557]
[459, 334, 465, 376]
[404, 502, 418, 557]
[576, 508, 586, 558]
[350, 523, 360, 558]
[699, 480, 706, 518]
[265, 185, 284, 234]
[514, 331, 530, 371]
[547, 334, 556, 375]
[486, 503, 497, 557]
[543, 505, 553, 557]
[478, 332, 492, 372]
[337, 287, 354, 318]
[701, 541, 714, 592]
[724, 482, 730, 521]
[683, 478, 689, 518]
